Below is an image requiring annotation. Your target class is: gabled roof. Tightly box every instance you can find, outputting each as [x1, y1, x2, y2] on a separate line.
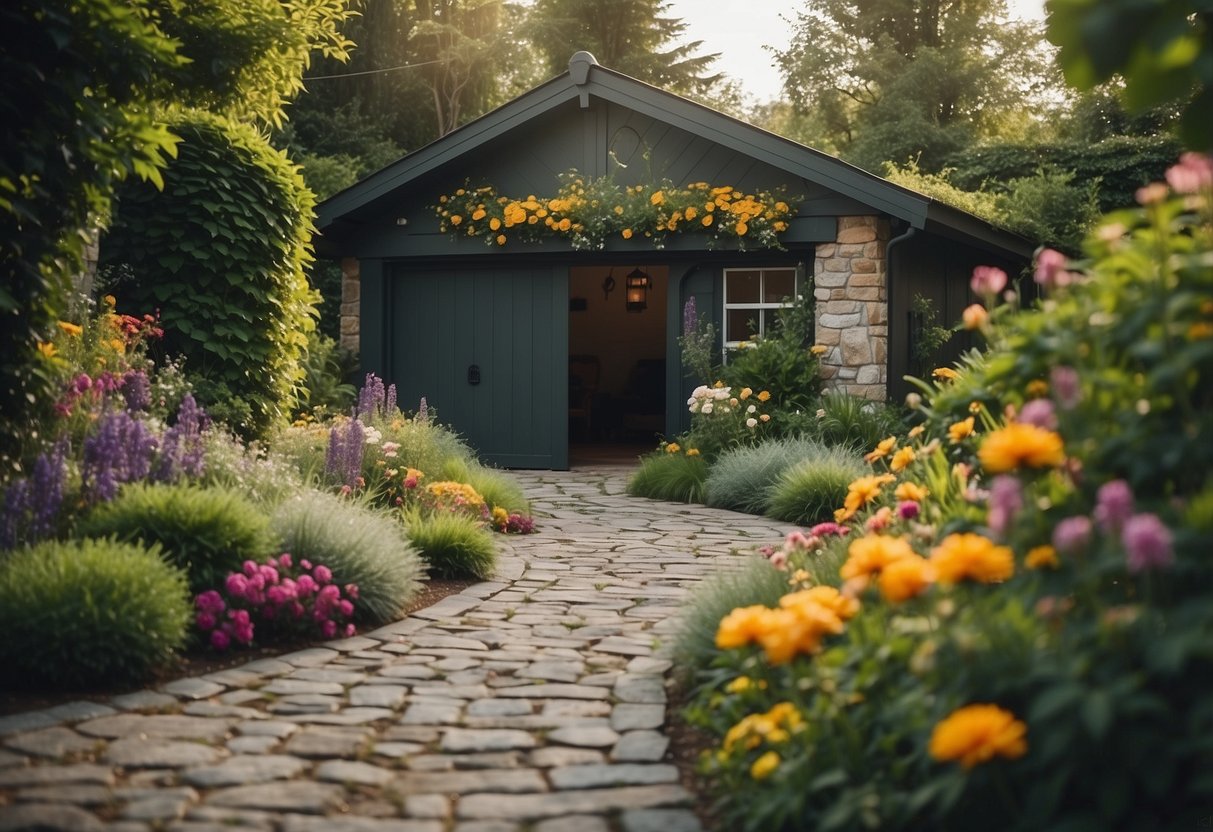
[317, 53, 1032, 258]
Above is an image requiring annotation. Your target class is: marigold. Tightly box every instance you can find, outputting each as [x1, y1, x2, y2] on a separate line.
[715, 605, 776, 649]
[1025, 544, 1059, 570]
[835, 473, 897, 522]
[780, 585, 860, 620]
[840, 534, 915, 580]
[948, 417, 975, 443]
[810, 344, 828, 356]
[751, 750, 780, 780]
[57, 321, 83, 337]
[978, 423, 1066, 473]
[496, 234, 507, 246]
[894, 481, 929, 502]
[933, 367, 960, 381]
[757, 602, 844, 662]
[930, 533, 1015, 583]
[890, 446, 916, 472]
[864, 436, 897, 463]
[929, 704, 1027, 769]
[686, 448, 700, 456]
[621, 228, 633, 239]
[878, 556, 934, 603]
[757, 390, 771, 402]
[665, 443, 681, 454]
[739, 387, 753, 400]
[1026, 379, 1049, 398]
[908, 424, 925, 438]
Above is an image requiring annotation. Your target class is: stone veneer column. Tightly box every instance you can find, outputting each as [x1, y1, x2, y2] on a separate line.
[814, 216, 890, 401]
[339, 257, 360, 352]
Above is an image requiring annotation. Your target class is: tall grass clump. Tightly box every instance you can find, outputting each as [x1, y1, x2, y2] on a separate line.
[627, 452, 709, 503]
[705, 437, 835, 514]
[440, 458, 530, 513]
[78, 483, 280, 593]
[272, 491, 424, 624]
[765, 447, 868, 525]
[406, 511, 497, 580]
[810, 391, 906, 451]
[0, 538, 190, 688]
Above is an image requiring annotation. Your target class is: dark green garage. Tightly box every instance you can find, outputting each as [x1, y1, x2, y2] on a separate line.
[316, 52, 1031, 470]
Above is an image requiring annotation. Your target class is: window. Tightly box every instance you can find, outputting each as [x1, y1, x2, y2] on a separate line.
[722, 267, 800, 353]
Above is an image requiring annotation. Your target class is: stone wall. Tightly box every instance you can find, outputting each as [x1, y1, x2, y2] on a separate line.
[340, 257, 360, 352]
[814, 216, 889, 401]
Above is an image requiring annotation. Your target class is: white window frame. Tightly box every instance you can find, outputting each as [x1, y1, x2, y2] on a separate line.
[722, 266, 801, 356]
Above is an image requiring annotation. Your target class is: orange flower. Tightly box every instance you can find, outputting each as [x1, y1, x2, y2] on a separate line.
[622, 228, 633, 239]
[961, 304, 988, 330]
[758, 602, 845, 663]
[1026, 380, 1049, 398]
[840, 534, 915, 580]
[878, 556, 934, 603]
[895, 481, 929, 502]
[929, 704, 1027, 769]
[978, 423, 1066, 474]
[780, 586, 860, 621]
[933, 367, 960, 381]
[1025, 545, 1059, 570]
[57, 321, 82, 337]
[930, 533, 1015, 583]
[495, 234, 506, 246]
[864, 436, 897, 463]
[890, 446, 916, 472]
[948, 417, 975, 443]
[715, 605, 777, 649]
[835, 473, 897, 522]
[757, 390, 771, 402]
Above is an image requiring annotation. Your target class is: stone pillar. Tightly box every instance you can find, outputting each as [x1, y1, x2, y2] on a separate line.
[339, 257, 360, 352]
[814, 216, 889, 401]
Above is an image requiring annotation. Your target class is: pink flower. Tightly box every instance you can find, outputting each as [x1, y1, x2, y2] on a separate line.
[1123, 513, 1174, 573]
[242, 560, 259, 577]
[196, 589, 226, 614]
[1034, 248, 1072, 291]
[1018, 399, 1057, 431]
[73, 373, 93, 393]
[1165, 153, 1213, 194]
[196, 612, 216, 631]
[1050, 366, 1082, 410]
[897, 500, 920, 520]
[259, 564, 279, 585]
[344, 623, 356, 638]
[971, 266, 1008, 297]
[301, 559, 313, 570]
[267, 585, 290, 605]
[344, 583, 359, 600]
[809, 522, 849, 537]
[321, 619, 338, 639]
[296, 575, 317, 596]
[314, 565, 333, 584]
[1094, 480, 1134, 534]
[1053, 515, 1093, 554]
[987, 476, 1023, 539]
[224, 574, 248, 598]
[769, 549, 788, 570]
[229, 609, 251, 627]
[210, 629, 231, 651]
[338, 599, 354, 617]
[278, 553, 293, 569]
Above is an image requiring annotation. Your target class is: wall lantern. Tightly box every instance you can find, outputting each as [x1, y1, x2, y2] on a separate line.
[625, 267, 651, 312]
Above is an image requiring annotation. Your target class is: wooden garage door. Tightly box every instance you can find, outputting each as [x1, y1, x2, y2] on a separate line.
[388, 265, 568, 469]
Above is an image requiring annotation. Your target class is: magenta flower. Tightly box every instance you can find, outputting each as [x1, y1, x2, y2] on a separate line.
[210, 629, 231, 651]
[1123, 513, 1174, 573]
[314, 565, 333, 584]
[296, 575, 317, 596]
[278, 553, 293, 569]
[338, 600, 354, 617]
[1018, 399, 1057, 431]
[196, 590, 226, 614]
[1094, 480, 1134, 534]
[243, 560, 259, 577]
[897, 500, 920, 520]
[987, 476, 1023, 538]
[1053, 515, 1093, 554]
[321, 619, 338, 639]
[809, 521, 849, 537]
[196, 612, 216, 630]
[224, 574, 248, 598]
[971, 266, 1008, 297]
[344, 624, 356, 638]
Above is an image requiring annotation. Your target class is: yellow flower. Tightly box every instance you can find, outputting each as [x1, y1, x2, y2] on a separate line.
[715, 605, 777, 649]
[108, 338, 125, 354]
[890, 446, 916, 472]
[933, 367, 960, 381]
[725, 676, 757, 694]
[1026, 380, 1049, 398]
[930, 533, 1015, 583]
[713, 380, 725, 388]
[665, 443, 681, 454]
[57, 321, 82, 337]
[757, 390, 771, 402]
[489, 217, 501, 231]
[908, 424, 926, 438]
[102, 294, 117, 307]
[686, 448, 701, 456]
[622, 228, 633, 239]
[650, 190, 665, 206]
[780, 585, 860, 621]
[739, 387, 753, 400]
[614, 205, 624, 215]
[36, 341, 57, 358]
[1025, 545, 1059, 570]
[757, 602, 844, 662]
[685, 206, 698, 220]
[894, 481, 929, 502]
[450, 215, 463, 226]
[978, 423, 1066, 474]
[810, 345, 828, 356]
[558, 218, 572, 232]
[948, 417, 975, 444]
[879, 556, 934, 603]
[751, 750, 780, 780]
[840, 534, 915, 580]
[929, 704, 1027, 769]
[491, 506, 509, 525]
[835, 474, 896, 522]
[864, 436, 897, 463]
[702, 214, 714, 227]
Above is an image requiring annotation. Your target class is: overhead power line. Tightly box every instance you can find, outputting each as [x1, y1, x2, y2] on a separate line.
[303, 58, 446, 81]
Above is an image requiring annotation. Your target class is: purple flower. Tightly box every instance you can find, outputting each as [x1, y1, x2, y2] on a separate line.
[82, 411, 157, 502]
[385, 384, 397, 416]
[155, 394, 207, 482]
[417, 396, 429, 423]
[1050, 366, 1082, 410]
[683, 297, 698, 337]
[1053, 515, 1093, 554]
[1018, 399, 1057, 431]
[356, 373, 386, 421]
[325, 419, 365, 489]
[1094, 480, 1134, 534]
[987, 476, 1023, 539]
[1123, 513, 1174, 573]
[897, 500, 920, 520]
[121, 369, 151, 412]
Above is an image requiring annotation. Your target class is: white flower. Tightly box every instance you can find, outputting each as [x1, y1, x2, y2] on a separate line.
[816, 409, 826, 419]
[363, 426, 382, 445]
[702, 402, 714, 414]
[747, 404, 757, 414]
[746, 417, 758, 428]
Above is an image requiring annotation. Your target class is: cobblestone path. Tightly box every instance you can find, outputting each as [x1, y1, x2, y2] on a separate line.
[0, 467, 797, 832]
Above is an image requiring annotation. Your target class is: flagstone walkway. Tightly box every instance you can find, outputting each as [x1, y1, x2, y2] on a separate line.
[0, 467, 798, 832]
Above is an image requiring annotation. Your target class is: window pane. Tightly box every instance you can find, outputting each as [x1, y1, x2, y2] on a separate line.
[762, 269, 797, 303]
[727, 308, 758, 342]
[726, 270, 761, 304]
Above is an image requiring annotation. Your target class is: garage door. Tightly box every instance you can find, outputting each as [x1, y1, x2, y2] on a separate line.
[387, 264, 568, 469]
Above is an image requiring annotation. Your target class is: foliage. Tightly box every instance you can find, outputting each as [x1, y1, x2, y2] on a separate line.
[884, 160, 1002, 224]
[434, 174, 799, 251]
[103, 110, 319, 439]
[1048, 0, 1212, 150]
[773, 0, 1058, 172]
[807, 390, 907, 452]
[764, 448, 869, 525]
[0, 537, 190, 689]
[0, 0, 182, 471]
[909, 294, 953, 374]
[720, 292, 821, 419]
[405, 509, 497, 580]
[440, 457, 530, 515]
[679, 155, 1213, 830]
[296, 332, 357, 418]
[627, 448, 710, 504]
[77, 483, 280, 594]
[199, 430, 308, 508]
[705, 438, 839, 515]
[681, 385, 775, 461]
[678, 296, 718, 387]
[195, 552, 359, 650]
[998, 168, 1102, 253]
[272, 489, 422, 624]
[528, 0, 721, 97]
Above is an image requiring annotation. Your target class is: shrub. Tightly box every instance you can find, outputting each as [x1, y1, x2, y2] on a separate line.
[273, 490, 423, 624]
[296, 332, 356, 417]
[809, 390, 906, 451]
[0, 538, 190, 688]
[627, 450, 710, 503]
[705, 438, 834, 515]
[764, 446, 868, 525]
[77, 483, 279, 593]
[406, 511, 497, 580]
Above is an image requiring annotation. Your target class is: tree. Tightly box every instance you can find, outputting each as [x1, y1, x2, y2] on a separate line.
[528, 0, 722, 97]
[773, 0, 1057, 172]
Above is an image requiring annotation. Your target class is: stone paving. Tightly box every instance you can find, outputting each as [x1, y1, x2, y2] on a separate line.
[0, 467, 798, 832]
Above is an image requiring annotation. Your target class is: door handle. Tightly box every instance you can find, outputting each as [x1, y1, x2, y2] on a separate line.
[467, 364, 481, 385]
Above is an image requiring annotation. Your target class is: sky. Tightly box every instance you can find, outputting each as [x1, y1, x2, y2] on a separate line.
[664, 0, 1048, 102]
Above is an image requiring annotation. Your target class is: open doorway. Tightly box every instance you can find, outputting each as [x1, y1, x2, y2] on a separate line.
[568, 264, 667, 462]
